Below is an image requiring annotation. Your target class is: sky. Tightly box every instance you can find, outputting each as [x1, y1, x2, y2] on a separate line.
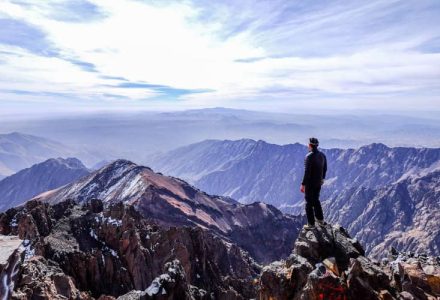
[0, 0, 440, 115]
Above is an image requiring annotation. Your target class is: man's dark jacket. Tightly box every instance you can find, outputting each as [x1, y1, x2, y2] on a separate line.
[301, 148, 327, 187]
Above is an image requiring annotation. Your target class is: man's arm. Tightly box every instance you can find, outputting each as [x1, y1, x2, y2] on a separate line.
[323, 154, 327, 179]
[302, 154, 311, 186]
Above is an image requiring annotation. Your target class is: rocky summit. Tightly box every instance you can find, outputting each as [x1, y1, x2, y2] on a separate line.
[259, 224, 440, 300]
[0, 199, 260, 299]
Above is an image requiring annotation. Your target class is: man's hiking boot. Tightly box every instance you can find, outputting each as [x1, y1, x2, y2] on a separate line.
[303, 224, 315, 230]
[317, 220, 327, 226]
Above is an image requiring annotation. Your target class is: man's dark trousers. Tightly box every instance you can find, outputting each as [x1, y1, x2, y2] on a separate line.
[305, 185, 324, 225]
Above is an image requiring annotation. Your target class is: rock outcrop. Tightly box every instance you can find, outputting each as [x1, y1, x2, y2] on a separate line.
[259, 224, 440, 300]
[0, 199, 260, 299]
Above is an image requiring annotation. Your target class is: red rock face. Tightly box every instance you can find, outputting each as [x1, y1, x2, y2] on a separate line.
[0, 199, 260, 299]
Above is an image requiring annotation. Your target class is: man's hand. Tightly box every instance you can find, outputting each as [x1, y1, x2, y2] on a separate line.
[300, 184, 305, 193]
[321, 179, 325, 186]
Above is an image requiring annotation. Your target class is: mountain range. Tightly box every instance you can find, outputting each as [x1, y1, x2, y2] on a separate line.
[1, 136, 438, 258]
[148, 139, 440, 256]
[325, 168, 440, 257]
[147, 139, 440, 208]
[0, 137, 438, 298]
[2, 108, 440, 166]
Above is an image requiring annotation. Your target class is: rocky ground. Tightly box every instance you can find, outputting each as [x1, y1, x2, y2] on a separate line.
[259, 223, 440, 300]
[0, 199, 260, 299]
[1, 199, 439, 299]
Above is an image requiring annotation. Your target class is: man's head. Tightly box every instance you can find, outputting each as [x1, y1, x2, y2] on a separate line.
[308, 137, 319, 151]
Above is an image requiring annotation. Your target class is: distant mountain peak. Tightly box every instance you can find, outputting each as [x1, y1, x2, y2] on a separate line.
[45, 157, 86, 169]
[0, 157, 90, 212]
[362, 142, 390, 150]
[100, 158, 138, 171]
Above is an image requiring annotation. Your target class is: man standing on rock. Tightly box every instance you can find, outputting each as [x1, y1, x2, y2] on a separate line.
[300, 137, 327, 229]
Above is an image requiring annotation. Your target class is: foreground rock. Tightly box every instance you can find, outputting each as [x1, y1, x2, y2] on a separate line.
[0, 235, 23, 299]
[259, 224, 440, 299]
[384, 248, 440, 299]
[0, 199, 260, 299]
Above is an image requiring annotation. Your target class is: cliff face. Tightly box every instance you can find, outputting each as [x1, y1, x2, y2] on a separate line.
[259, 224, 440, 300]
[325, 169, 440, 257]
[0, 199, 260, 299]
[31, 159, 303, 264]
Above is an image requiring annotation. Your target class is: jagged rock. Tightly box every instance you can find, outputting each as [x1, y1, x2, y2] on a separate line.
[293, 224, 364, 272]
[386, 248, 440, 299]
[399, 291, 415, 300]
[0, 199, 259, 299]
[115, 260, 192, 300]
[259, 254, 312, 300]
[298, 265, 347, 300]
[346, 256, 391, 299]
[259, 224, 440, 300]
[11, 256, 90, 300]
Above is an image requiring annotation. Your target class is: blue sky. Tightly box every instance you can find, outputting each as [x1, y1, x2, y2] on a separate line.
[0, 0, 439, 114]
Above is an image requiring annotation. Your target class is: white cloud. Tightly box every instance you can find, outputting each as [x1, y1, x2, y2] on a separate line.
[0, 0, 439, 112]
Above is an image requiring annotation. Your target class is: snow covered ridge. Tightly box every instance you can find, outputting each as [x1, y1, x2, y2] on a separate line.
[31, 159, 152, 204]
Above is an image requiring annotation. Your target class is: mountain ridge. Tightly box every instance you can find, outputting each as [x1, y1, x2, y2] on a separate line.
[31, 159, 304, 263]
